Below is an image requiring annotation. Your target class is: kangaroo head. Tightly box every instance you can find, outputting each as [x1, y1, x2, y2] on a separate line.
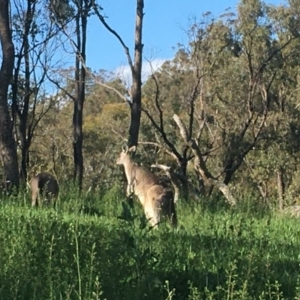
[116, 145, 136, 165]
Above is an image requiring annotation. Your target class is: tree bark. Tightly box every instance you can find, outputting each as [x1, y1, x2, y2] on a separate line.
[72, 0, 88, 190]
[277, 167, 285, 211]
[0, 0, 19, 191]
[128, 0, 144, 148]
[18, 25, 31, 183]
[17, 0, 33, 183]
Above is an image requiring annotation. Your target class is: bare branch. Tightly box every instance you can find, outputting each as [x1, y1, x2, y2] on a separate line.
[93, 3, 134, 72]
[257, 36, 298, 77]
[148, 67, 164, 131]
[142, 107, 183, 163]
[110, 127, 128, 143]
[173, 114, 189, 142]
[139, 140, 181, 163]
[46, 27, 131, 105]
[173, 114, 236, 206]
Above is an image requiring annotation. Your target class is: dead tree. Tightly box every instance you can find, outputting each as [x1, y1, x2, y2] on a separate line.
[173, 114, 236, 206]
[94, 0, 144, 150]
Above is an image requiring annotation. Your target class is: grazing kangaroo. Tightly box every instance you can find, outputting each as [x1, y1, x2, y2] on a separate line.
[116, 146, 177, 227]
[30, 172, 59, 207]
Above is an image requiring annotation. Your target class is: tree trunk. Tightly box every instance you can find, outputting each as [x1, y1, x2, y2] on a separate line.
[177, 160, 189, 201]
[277, 167, 285, 211]
[18, 30, 30, 183]
[19, 139, 29, 182]
[128, 0, 144, 148]
[72, 2, 87, 190]
[257, 181, 270, 208]
[73, 101, 84, 189]
[0, 0, 19, 191]
[93, 0, 144, 150]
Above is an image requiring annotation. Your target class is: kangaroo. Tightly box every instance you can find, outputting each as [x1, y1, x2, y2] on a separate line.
[30, 172, 59, 207]
[116, 146, 177, 227]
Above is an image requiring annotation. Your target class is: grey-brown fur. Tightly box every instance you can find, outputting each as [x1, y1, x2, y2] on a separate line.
[30, 172, 59, 207]
[116, 146, 177, 227]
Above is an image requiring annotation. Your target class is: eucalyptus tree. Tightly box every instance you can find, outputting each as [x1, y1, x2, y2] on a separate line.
[243, 0, 300, 207]
[50, 0, 93, 190]
[28, 71, 129, 190]
[0, 0, 19, 190]
[30, 97, 73, 180]
[10, 0, 62, 183]
[141, 0, 300, 205]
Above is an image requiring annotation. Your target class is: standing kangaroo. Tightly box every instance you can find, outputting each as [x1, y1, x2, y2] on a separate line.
[30, 172, 59, 207]
[116, 146, 177, 227]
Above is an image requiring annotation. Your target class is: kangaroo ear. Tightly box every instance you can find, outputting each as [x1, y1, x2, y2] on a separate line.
[122, 145, 128, 153]
[128, 145, 136, 153]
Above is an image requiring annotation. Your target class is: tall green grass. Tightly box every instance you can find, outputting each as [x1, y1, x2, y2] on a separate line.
[0, 187, 300, 299]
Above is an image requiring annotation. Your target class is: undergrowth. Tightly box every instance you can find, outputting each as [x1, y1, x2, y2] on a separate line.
[0, 186, 299, 299]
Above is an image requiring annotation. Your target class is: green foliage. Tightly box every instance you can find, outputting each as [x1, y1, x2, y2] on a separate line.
[0, 187, 300, 299]
[19, 0, 300, 208]
[138, 0, 300, 205]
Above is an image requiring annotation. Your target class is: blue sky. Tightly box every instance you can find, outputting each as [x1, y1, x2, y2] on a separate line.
[86, 0, 284, 75]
